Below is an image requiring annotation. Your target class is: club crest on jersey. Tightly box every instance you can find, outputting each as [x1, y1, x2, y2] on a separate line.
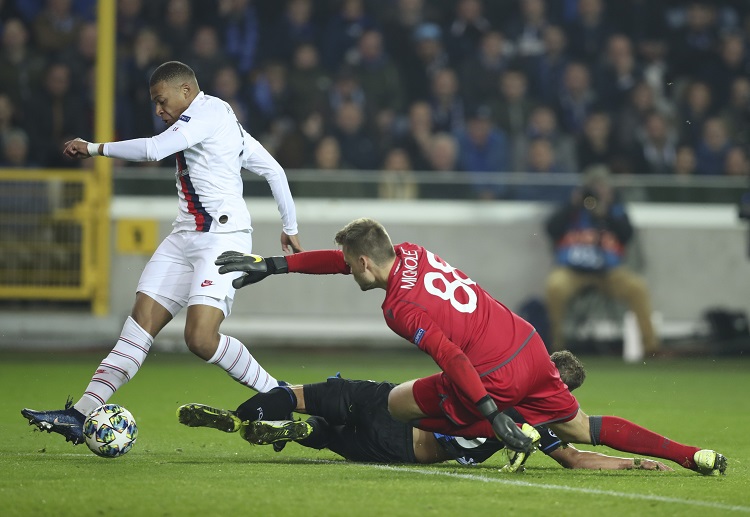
[179, 114, 191, 122]
[413, 328, 426, 346]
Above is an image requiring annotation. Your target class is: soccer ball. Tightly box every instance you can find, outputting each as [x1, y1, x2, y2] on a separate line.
[83, 404, 138, 458]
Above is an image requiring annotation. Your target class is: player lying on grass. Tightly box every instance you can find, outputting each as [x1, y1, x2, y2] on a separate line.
[213, 217, 728, 475]
[177, 352, 670, 471]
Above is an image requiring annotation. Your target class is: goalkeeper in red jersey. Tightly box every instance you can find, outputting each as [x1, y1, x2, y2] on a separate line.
[215, 217, 727, 475]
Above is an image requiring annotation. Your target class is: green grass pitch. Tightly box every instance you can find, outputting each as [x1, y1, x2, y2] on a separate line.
[2, 348, 749, 516]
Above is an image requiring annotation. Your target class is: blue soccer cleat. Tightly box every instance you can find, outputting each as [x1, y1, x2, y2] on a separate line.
[21, 397, 86, 445]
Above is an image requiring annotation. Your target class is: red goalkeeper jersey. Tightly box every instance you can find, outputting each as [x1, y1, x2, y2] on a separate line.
[285, 243, 536, 405]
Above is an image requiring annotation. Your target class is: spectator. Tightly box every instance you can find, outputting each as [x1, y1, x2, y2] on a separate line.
[247, 60, 292, 136]
[695, 117, 732, 175]
[576, 111, 617, 170]
[700, 33, 750, 109]
[515, 138, 572, 201]
[526, 138, 560, 173]
[515, 105, 577, 173]
[504, 0, 550, 59]
[32, 0, 83, 56]
[422, 132, 468, 199]
[380, 0, 441, 74]
[61, 22, 96, 101]
[378, 147, 418, 199]
[615, 81, 667, 151]
[211, 65, 248, 126]
[331, 101, 379, 170]
[565, 0, 612, 65]
[429, 67, 464, 133]
[0, 94, 18, 145]
[460, 31, 512, 105]
[286, 43, 330, 122]
[673, 145, 697, 176]
[556, 62, 598, 136]
[596, 34, 642, 112]
[631, 112, 677, 175]
[720, 77, 750, 146]
[676, 81, 714, 147]
[276, 110, 325, 169]
[401, 22, 450, 103]
[161, 0, 193, 60]
[608, 0, 668, 46]
[0, 18, 46, 108]
[218, 0, 260, 75]
[312, 135, 347, 170]
[350, 29, 404, 117]
[264, 0, 316, 63]
[456, 105, 511, 200]
[446, 0, 491, 65]
[638, 37, 673, 109]
[488, 69, 537, 140]
[526, 25, 570, 106]
[327, 66, 366, 116]
[0, 127, 35, 167]
[184, 26, 230, 88]
[669, 1, 720, 79]
[116, 0, 146, 52]
[724, 146, 750, 176]
[24, 62, 87, 167]
[117, 27, 165, 140]
[545, 166, 660, 354]
[321, 0, 376, 72]
[394, 100, 433, 171]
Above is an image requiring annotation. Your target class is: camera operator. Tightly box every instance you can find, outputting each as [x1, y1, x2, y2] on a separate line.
[544, 165, 661, 355]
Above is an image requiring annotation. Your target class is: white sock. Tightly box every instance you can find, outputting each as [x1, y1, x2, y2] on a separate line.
[208, 334, 277, 392]
[74, 316, 153, 415]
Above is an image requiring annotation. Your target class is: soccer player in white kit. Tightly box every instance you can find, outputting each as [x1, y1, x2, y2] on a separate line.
[21, 61, 303, 446]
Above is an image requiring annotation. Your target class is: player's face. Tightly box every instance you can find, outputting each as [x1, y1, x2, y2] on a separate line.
[342, 246, 377, 291]
[150, 80, 190, 126]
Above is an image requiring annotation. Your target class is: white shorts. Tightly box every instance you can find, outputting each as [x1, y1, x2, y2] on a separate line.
[137, 230, 252, 317]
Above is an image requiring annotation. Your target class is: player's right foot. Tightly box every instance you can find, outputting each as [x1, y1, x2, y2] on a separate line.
[693, 449, 728, 476]
[240, 420, 312, 445]
[21, 399, 85, 445]
[176, 403, 241, 433]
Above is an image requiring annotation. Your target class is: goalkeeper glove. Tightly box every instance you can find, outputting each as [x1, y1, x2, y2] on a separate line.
[215, 251, 289, 289]
[476, 395, 535, 454]
[500, 423, 541, 473]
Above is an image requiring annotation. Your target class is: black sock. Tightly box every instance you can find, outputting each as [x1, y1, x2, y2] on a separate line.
[236, 387, 296, 422]
[296, 416, 332, 450]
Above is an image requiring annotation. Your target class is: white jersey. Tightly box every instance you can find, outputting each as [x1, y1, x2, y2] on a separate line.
[102, 91, 298, 235]
[169, 92, 251, 233]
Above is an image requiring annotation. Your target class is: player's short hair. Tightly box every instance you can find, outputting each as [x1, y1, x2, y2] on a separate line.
[550, 350, 586, 391]
[149, 61, 197, 88]
[334, 218, 396, 265]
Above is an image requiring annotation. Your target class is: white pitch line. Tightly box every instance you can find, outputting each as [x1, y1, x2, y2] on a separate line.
[369, 465, 750, 514]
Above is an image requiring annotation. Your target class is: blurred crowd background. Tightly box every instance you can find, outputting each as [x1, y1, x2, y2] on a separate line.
[1, 0, 750, 200]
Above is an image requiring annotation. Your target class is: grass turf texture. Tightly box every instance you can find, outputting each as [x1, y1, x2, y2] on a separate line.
[2, 349, 749, 516]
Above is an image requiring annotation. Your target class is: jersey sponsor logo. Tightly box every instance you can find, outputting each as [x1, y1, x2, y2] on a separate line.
[179, 114, 191, 122]
[200, 280, 214, 287]
[399, 247, 420, 290]
[413, 327, 426, 346]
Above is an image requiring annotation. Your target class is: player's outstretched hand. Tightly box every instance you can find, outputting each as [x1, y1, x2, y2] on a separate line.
[215, 251, 289, 289]
[635, 459, 673, 471]
[63, 138, 93, 159]
[281, 233, 305, 254]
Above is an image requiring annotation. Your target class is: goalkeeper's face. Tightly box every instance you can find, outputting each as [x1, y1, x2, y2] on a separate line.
[343, 247, 378, 292]
[150, 80, 192, 127]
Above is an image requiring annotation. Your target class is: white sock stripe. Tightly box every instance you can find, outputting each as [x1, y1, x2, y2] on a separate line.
[227, 348, 243, 371]
[84, 391, 106, 405]
[238, 356, 253, 380]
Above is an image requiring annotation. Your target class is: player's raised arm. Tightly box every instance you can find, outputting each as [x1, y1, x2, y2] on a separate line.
[63, 130, 190, 162]
[215, 249, 350, 289]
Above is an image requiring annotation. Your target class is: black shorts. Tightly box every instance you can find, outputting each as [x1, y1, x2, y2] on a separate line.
[303, 377, 416, 463]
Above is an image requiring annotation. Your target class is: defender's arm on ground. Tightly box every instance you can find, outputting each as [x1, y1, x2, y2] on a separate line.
[548, 445, 673, 471]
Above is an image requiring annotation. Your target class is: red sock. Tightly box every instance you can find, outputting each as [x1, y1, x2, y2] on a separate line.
[416, 417, 494, 438]
[597, 416, 700, 469]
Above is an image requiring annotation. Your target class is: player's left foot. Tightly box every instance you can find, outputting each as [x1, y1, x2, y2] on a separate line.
[21, 398, 85, 445]
[693, 449, 728, 476]
[176, 403, 241, 433]
[240, 420, 312, 445]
